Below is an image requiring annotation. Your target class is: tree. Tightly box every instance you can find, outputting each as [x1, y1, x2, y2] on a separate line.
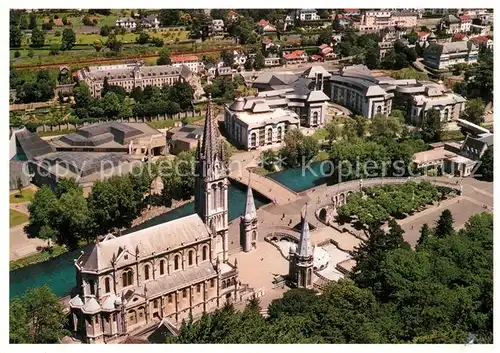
[416, 223, 431, 249]
[476, 147, 493, 181]
[28, 13, 37, 29]
[19, 15, 29, 29]
[317, 27, 333, 45]
[105, 34, 122, 52]
[56, 188, 90, 247]
[324, 120, 343, 144]
[157, 48, 172, 65]
[460, 98, 485, 125]
[10, 285, 69, 343]
[244, 57, 254, 70]
[30, 27, 45, 47]
[73, 82, 92, 108]
[92, 39, 104, 52]
[16, 177, 24, 196]
[25, 186, 59, 241]
[370, 114, 402, 139]
[420, 109, 443, 142]
[102, 92, 121, 118]
[10, 25, 22, 48]
[387, 219, 405, 249]
[27, 48, 34, 58]
[435, 209, 454, 238]
[281, 129, 319, 168]
[100, 25, 111, 36]
[364, 47, 380, 69]
[60, 28, 76, 50]
[253, 50, 265, 70]
[151, 37, 164, 47]
[136, 32, 150, 44]
[220, 50, 235, 67]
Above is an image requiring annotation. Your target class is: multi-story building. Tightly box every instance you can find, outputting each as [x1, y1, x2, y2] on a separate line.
[358, 9, 417, 31]
[78, 62, 192, 98]
[69, 99, 250, 343]
[325, 65, 394, 118]
[283, 50, 308, 64]
[171, 55, 203, 74]
[423, 41, 479, 71]
[139, 15, 160, 29]
[459, 15, 472, 32]
[115, 17, 137, 30]
[264, 56, 282, 67]
[469, 36, 493, 50]
[297, 9, 320, 21]
[211, 19, 224, 33]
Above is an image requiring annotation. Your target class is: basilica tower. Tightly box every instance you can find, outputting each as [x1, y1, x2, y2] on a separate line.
[240, 181, 258, 252]
[195, 95, 229, 262]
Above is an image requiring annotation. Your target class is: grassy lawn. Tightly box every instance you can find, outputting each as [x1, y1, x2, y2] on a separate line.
[182, 115, 204, 125]
[10, 245, 68, 271]
[248, 166, 270, 176]
[148, 119, 178, 129]
[37, 129, 76, 137]
[441, 130, 465, 141]
[10, 189, 36, 204]
[10, 209, 29, 228]
[312, 128, 328, 141]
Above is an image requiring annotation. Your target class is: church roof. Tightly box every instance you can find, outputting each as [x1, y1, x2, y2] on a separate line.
[297, 206, 313, 259]
[101, 294, 119, 311]
[243, 184, 257, 221]
[302, 65, 332, 79]
[77, 214, 211, 272]
[69, 294, 84, 308]
[82, 297, 101, 314]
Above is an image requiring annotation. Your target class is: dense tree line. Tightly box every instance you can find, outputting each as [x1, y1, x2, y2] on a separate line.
[11, 70, 56, 104]
[453, 49, 493, 103]
[168, 212, 492, 343]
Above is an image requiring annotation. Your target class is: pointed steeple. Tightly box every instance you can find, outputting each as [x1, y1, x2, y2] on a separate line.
[243, 174, 257, 222]
[297, 204, 312, 259]
[201, 94, 222, 163]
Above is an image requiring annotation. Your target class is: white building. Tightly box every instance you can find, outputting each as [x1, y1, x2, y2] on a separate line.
[171, 55, 203, 74]
[297, 9, 320, 21]
[459, 15, 472, 32]
[139, 15, 160, 29]
[233, 51, 247, 67]
[423, 41, 479, 71]
[115, 17, 136, 30]
[211, 19, 224, 33]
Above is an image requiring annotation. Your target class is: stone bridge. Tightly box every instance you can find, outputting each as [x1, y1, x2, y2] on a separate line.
[228, 170, 298, 205]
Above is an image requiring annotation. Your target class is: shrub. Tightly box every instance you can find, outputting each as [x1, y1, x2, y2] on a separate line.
[14, 50, 21, 58]
[54, 31, 61, 37]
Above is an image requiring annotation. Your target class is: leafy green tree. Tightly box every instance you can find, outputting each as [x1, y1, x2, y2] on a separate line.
[136, 32, 150, 44]
[220, 50, 234, 67]
[157, 48, 172, 65]
[54, 177, 82, 198]
[10, 25, 22, 48]
[151, 37, 164, 47]
[30, 26, 45, 47]
[420, 108, 443, 142]
[476, 147, 493, 181]
[105, 33, 122, 52]
[102, 92, 121, 118]
[416, 223, 431, 249]
[253, 50, 265, 70]
[25, 186, 60, 240]
[369, 114, 403, 139]
[60, 28, 76, 50]
[56, 188, 90, 247]
[281, 129, 319, 168]
[435, 209, 454, 238]
[10, 286, 69, 343]
[100, 25, 111, 36]
[73, 82, 92, 108]
[364, 47, 380, 69]
[28, 13, 37, 29]
[460, 98, 485, 125]
[92, 39, 103, 52]
[317, 27, 333, 45]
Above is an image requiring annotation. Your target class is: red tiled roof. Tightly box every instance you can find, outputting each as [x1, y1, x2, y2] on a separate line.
[311, 54, 323, 61]
[321, 47, 333, 55]
[471, 36, 489, 42]
[54, 18, 64, 26]
[171, 54, 199, 63]
[417, 31, 430, 38]
[257, 19, 269, 26]
[284, 50, 305, 60]
[453, 32, 466, 39]
[228, 10, 240, 17]
[318, 44, 329, 50]
[263, 25, 277, 32]
[460, 15, 471, 21]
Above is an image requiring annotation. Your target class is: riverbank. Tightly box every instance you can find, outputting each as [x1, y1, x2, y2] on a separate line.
[10, 244, 67, 271]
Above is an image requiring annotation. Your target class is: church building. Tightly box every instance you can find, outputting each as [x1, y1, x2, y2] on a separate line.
[68, 97, 253, 343]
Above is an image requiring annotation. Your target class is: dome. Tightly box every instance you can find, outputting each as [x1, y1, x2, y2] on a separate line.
[228, 97, 245, 112]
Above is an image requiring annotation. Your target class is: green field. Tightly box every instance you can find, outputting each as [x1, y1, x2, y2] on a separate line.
[10, 209, 29, 228]
[10, 189, 35, 204]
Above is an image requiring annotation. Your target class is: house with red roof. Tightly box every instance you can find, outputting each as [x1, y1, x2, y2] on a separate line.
[283, 50, 308, 64]
[318, 44, 337, 61]
[452, 32, 468, 42]
[257, 19, 277, 33]
[417, 32, 430, 44]
[171, 54, 203, 73]
[227, 10, 241, 22]
[459, 15, 472, 32]
[469, 36, 493, 50]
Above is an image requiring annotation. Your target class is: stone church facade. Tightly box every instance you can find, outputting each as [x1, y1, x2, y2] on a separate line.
[68, 97, 252, 343]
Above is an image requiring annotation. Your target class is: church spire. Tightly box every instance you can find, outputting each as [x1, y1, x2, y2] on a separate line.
[297, 204, 312, 259]
[243, 174, 257, 222]
[201, 94, 222, 163]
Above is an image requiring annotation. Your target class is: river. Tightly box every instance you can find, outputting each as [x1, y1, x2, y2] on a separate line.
[9, 162, 328, 299]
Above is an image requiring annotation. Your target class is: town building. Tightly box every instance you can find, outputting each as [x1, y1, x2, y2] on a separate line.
[78, 62, 192, 98]
[297, 9, 320, 21]
[227, 10, 241, 23]
[166, 124, 204, 155]
[283, 50, 308, 64]
[440, 14, 461, 34]
[69, 99, 248, 343]
[357, 9, 417, 31]
[423, 41, 479, 71]
[171, 55, 203, 74]
[264, 56, 282, 67]
[459, 15, 472, 32]
[232, 51, 248, 67]
[469, 36, 493, 50]
[343, 9, 361, 17]
[115, 17, 136, 30]
[256, 19, 276, 33]
[452, 32, 469, 42]
[317, 44, 338, 61]
[417, 31, 431, 44]
[325, 65, 394, 118]
[211, 19, 224, 33]
[139, 15, 160, 29]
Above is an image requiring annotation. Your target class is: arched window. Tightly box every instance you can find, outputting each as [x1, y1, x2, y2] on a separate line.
[252, 231, 257, 241]
[202, 246, 208, 261]
[250, 132, 257, 147]
[212, 184, 218, 210]
[267, 128, 273, 143]
[174, 255, 180, 271]
[104, 277, 111, 293]
[188, 250, 194, 266]
[312, 112, 318, 125]
[160, 260, 165, 275]
[218, 182, 224, 209]
[144, 265, 150, 280]
[376, 106, 382, 115]
[122, 269, 133, 287]
[277, 126, 282, 141]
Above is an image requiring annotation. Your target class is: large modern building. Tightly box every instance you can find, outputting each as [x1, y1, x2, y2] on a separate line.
[357, 9, 417, 31]
[69, 99, 255, 343]
[423, 41, 479, 71]
[78, 62, 193, 98]
[325, 65, 394, 118]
